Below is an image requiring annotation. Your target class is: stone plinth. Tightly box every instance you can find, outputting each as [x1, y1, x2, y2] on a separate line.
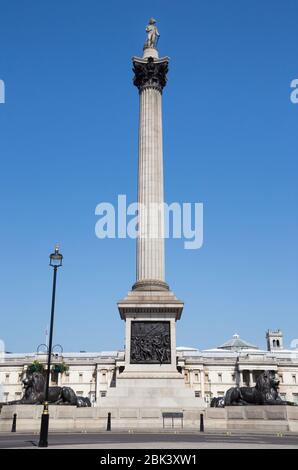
[143, 47, 158, 59]
[205, 406, 298, 432]
[1, 405, 298, 432]
[100, 375, 204, 411]
[0, 404, 203, 432]
[118, 287, 184, 375]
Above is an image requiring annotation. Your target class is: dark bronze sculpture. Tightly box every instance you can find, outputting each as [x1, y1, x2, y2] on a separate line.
[211, 370, 296, 407]
[8, 371, 91, 407]
[133, 57, 169, 93]
[210, 397, 225, 408]
[130, 321, 171, 364]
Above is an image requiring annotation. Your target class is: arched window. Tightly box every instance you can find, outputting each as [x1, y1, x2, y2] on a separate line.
[276, 340, 280, 347]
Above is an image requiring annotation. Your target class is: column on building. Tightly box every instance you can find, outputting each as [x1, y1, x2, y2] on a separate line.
[95, 364, 100, 403]
[200, 369, 205, 399]
[249, 370, 253, 387]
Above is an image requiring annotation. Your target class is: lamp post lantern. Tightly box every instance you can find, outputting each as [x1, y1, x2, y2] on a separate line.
[38, 244, 63, 448]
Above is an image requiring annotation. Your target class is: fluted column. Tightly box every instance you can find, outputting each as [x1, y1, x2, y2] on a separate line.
[249, 371, 253, 387]
[132, 54, 169, 291]
[200, 369, 205, 400]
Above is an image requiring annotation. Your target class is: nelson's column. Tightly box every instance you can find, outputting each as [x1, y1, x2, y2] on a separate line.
[103, 20, 202, 422]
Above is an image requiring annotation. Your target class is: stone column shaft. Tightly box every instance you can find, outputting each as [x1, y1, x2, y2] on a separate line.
[137, 86, 164, 282]
[132, 55, 169, 291]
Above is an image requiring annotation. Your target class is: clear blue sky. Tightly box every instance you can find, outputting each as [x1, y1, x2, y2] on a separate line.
[0, 0, 297, 353]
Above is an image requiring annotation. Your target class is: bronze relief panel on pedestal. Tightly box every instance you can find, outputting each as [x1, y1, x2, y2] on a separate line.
[130, 321, 171, 364]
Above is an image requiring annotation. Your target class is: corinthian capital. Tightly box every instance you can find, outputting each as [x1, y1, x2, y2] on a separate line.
[133, 57, 169, 93]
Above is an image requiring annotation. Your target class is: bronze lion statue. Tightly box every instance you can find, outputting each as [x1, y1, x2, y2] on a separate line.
[211, 370, 295, 407]
[8, 371, 91, 407]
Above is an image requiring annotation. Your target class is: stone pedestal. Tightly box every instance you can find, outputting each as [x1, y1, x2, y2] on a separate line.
[0, 404, 203, 431]
[118, 287, 183, 375]
[205, 406, 298, 432]
[1, 405, 297, 432]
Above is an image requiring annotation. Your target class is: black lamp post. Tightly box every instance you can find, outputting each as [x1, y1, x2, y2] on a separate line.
[38, 244, 63, 448]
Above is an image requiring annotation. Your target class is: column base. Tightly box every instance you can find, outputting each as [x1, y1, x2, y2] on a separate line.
[132, 279, 169, 292]
[118, 285, 184, 321]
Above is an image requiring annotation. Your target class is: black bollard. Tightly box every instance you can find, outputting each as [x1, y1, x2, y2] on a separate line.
[11, 413, 17, 433]
[200, 413, 204, 432]
[107, 412, 111, 431]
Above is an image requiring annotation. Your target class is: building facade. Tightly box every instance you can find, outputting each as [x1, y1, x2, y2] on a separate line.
[1, 330, 297, 406]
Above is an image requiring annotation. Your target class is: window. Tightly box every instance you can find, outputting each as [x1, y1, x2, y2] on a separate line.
[218, 373, 223, 383]
[195, 373, 199, 382]
[5, 374, 9, 384]
[184, 372, 189, 383]
[100, 371, 107, 383]
[205, 373, 209, 382]
[4, 392, 9, 402]
[242, 371, 250, 387]
[217, 391, 224, 397]
[292, 375, 297, 384]
[279, 374, 283, 384]
[204, 393, 212, 404]
[231, 374, 235, 382]
[79, 373, 83, 383]
[51, 373, 58, 385]
[195, 391, 201, 398]
[100, 391, 107, 398]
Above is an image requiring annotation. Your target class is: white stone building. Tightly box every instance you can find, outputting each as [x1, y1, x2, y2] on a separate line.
[1, 330, 297, 406]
